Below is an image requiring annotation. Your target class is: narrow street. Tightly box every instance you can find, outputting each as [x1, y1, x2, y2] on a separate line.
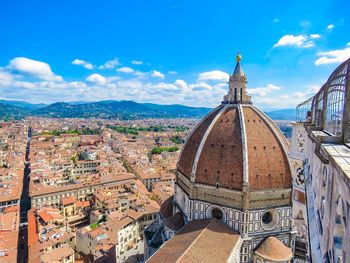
[17, 127, 32, 263]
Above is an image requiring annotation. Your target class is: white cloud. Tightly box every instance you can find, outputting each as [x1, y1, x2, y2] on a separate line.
[12, 81, 36, 90]
[169, 71, 177, 75]
[131, 60, 143, 65]
[302, 41, 316, 48]
[300, 21, 312, 28]
[0, 69, 244, 107]
[133, 71, 147, 77]
[117, 67, 135, 73]
[248, 84, 281, 97]
[315, 42, 350, 65]
[99, 58, 120, 69]
[273, 34, 320, 48]
[107, 76, 121, 82]
[274, 35, 306, 47]
[253, 84, 320, 108]
[198, 70, 229, 82]
[174, 79, 187, 89]
[273, 18, 280, 23]
[0, 56, 325, 108]
[190, 82, 212, 91]
[9, 57, 62, 81]
[327, 24, 335, 30]
[151, 70, 165, 79]
[68, 81, 87, 89]
[310, 34, 320, 39]
[72, 59, 94, 69]
[306, 85, 321, 94]
[0, 71, 14, 86]
[86, 73, 107, 85]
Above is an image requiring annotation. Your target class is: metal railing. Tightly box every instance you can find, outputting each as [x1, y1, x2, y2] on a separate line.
[296, 58, 350, 142]
[296, 97, 313, 122]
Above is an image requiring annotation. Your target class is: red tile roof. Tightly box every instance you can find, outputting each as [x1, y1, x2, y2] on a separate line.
[254, 236, 293, 261]
[27, 210, 39, 247]
[147, 219, 240, 263]
[76, 200, 90, 208]
[61, 196, 76, 206]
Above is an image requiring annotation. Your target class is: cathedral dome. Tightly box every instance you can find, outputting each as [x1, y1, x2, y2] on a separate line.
[177, 104, 291, 191]
[177, 54, 291, 192]
[151, 55, 295, 263]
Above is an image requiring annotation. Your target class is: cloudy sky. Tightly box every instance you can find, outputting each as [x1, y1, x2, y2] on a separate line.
[0, 0, 349, 109]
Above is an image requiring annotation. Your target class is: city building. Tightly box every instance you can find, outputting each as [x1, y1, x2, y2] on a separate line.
[0, 205, 20, 263]
[27, 209, 75, 263]
[145, 54, 295, 263]
[293, 57, 350, 262]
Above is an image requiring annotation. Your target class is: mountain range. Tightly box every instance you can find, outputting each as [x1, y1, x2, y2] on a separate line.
[0, 100, 296, 120]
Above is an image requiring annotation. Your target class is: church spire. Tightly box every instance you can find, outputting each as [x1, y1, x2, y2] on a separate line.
[223, 52, 251, 105]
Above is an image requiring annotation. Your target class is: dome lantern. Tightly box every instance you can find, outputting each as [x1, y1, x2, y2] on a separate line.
[223, 52, 251, 105]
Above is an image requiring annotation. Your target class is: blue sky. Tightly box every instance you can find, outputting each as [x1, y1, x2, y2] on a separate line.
[0, 0, 349, 109]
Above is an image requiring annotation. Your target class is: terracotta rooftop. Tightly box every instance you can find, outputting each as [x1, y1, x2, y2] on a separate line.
[61, 196, 76, 206]
[0, 206, 19, 263]
[40, 243, 74, 262]
[27, 210, 39, 247]
[254, 236, 293, 261]
[38, 207, 63, 223]
[177, 104, 291, 190]
[77, 200, 90, 208]
[146, 219, 240, 263]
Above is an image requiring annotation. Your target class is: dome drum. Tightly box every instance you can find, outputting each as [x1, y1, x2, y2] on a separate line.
[176, 170, 292, 210]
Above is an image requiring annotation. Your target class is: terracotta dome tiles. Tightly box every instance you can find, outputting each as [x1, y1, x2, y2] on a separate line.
[195, 107, 244, 190]
[243, 106, 291, 190]
[177, 105, 224, 178]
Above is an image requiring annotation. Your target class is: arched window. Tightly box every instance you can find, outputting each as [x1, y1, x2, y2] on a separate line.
[261, 209, 280, 230]
[206, 206, 226, 222]
[212, 208, 223, 220]
[262, 211, 272, 224]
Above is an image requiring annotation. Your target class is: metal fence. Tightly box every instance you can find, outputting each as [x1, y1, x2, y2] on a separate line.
[296, 58, 350, 141]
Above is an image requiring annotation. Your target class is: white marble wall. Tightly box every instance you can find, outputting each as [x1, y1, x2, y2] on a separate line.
[302, 130, 350, 262]
[174, 184, 293, 262]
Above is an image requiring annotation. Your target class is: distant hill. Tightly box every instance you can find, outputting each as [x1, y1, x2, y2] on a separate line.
[265, 109, 295, 121]
[0, 100, 296, 120]
[0, 100, 47, 110]
[31, 100, 212, 119]
[0, 103, 30, 120]
[142, 103, 211, 117]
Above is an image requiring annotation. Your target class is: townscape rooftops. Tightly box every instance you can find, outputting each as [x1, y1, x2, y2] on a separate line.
[40, 243, 74, 263]
[29, 172, 136, 196]
[61, 196, 76, 206]
[38, 207, 63, 223]
[0, 205, 19, 263]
